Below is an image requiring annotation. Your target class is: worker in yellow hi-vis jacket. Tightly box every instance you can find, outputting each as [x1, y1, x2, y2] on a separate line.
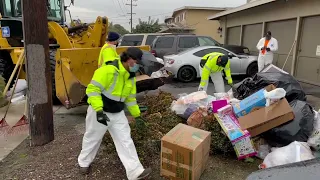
[98, 31, 121, 67]
[78, 47, 152, 179]
[198, 52, 233, 93]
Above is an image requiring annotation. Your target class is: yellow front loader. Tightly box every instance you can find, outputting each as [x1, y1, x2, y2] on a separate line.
[0, 0, 151, 108]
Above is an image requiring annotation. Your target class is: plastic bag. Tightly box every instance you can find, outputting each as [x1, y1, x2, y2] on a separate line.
[187, 108, 208, 128]
[214, 88, 234, 100]
[170, 101, 188, 115]
[176, 91, 208, 105]
[233, 72, 306, 102]
[260, 141, 315, 169]
[264, 88, 286, 106]
[264, 100, 315, 147]
[307, 110, 320, 151]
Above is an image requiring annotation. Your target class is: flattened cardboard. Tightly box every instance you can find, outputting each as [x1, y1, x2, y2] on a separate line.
[136, 75, 151, 81]
[238, 98, 295, 137]
[161, 123, 211, 180]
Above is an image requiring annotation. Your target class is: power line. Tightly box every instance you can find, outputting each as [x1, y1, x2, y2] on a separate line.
[116, 0, 127, 14]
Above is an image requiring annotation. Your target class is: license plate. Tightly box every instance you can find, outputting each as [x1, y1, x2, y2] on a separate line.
[1, 26, 10, 38]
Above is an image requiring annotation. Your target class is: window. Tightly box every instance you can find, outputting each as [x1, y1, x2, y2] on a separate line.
[193, 48, 229, 57]
[212, 48, 229, 55]
[145, 35, 157, 45]
[154, 37, 174, 48]
[198, 37, 221, 46]
[48, 0, 61, 19]
[178, 37, 199, 48]
[120, 35, 144, 46]
[4, 0, 13, 16]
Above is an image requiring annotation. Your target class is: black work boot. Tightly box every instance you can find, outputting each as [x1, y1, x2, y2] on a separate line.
[137, 168, 152, 179]
[79, 166, 91, 175]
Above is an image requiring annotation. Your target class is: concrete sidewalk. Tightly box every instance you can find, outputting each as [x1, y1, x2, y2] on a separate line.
[0, 104, 88, 161]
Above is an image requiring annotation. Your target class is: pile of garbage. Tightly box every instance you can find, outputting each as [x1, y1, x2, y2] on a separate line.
[104, 64, 320, 170]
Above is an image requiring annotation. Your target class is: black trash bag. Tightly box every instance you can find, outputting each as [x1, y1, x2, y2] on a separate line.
[233, 72, 306, 102]
[263, 100, 315, 147]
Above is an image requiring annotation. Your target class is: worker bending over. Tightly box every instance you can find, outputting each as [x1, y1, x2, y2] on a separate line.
[98, 31, 121, 67]
[78, 47, 152, 180]
[256, 31, 278, 72]
[198, 52, 233, 93]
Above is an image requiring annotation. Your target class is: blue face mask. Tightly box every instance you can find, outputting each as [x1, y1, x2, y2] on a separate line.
[129, 63, 140, 73]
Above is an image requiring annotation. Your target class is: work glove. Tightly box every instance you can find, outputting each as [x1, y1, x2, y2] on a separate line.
[135, 116, 147, 134]
[228, 78, 233, 85]
[97, 111, 110, 126]
[266, 48, 271, 52]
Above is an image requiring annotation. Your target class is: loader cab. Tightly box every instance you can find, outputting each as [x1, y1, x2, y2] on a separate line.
[0, 0, 66, 47]
[0, 0, 65, 22]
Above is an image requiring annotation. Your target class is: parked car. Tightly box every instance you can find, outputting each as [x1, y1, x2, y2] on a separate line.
[163, 46, 258, 82]
[150, 34, 251, 59]
[118, 33, 172, 46]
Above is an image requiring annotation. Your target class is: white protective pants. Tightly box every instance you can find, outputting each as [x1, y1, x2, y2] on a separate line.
[199, 65, 225, 93]
[258, 54, 273, 72]
[78, 106, 144, 180]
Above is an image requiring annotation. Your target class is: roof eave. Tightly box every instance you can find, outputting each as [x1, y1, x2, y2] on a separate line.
[207, 0, 277, 20]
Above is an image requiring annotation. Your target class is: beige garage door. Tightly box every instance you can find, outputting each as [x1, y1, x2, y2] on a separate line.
[242, 23, 263, 55]
[226, 26, 241, 45]
[266, 19, 297, 72]
[296, 15, 320, 85]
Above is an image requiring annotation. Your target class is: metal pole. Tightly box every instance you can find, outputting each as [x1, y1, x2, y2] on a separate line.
[130, 0, 133, 33]
[282, 40, 296, 70]
[22, 0, 54, 146]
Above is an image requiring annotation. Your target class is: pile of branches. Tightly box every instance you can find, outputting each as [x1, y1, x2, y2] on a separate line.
[103, 91, 185, 165]
[103, 91, 234, 165]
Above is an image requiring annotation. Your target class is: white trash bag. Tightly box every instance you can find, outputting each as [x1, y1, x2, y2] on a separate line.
[264, 88, 286, 107]
[307, 110, 320, 151]
[259, 141, 315, 169]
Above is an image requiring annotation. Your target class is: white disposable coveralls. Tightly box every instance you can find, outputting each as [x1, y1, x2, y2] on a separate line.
[199, 64, 225, 93]
[256, 37, 278, 72]
[78, 106, 144, 180]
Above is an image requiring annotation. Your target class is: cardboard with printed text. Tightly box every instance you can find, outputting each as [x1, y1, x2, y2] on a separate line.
[161, 123, 211, 180]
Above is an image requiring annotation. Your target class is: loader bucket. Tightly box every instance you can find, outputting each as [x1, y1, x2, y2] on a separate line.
[55, 48, 100, 108]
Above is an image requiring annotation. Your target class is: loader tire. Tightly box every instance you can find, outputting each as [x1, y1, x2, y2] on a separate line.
[0, 52, 16, 91]
[49, 50, 60, 104]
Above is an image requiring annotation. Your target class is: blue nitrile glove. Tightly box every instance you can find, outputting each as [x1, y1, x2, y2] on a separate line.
[97, 111, 110, 126]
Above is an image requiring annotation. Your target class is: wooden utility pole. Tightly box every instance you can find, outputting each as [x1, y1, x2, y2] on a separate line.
[126, 0, 137, 33]
[22, 0, 54, 146]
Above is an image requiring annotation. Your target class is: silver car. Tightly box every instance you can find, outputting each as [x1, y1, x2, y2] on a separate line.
[163, 46, 258, 82]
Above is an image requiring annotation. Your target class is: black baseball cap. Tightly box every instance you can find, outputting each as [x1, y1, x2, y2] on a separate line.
[126, 47, 143, 64]
[219, 55, 229, 67]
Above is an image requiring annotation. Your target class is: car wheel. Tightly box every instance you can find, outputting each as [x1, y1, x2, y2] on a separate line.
[247, 62, 258, 77]
[177, 66, 197, 83]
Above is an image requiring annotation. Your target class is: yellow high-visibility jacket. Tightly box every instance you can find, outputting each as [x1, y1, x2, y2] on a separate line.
[87, 59, 140, 118]
[200, 52, 232, 88]
[98, 43, 119, 67]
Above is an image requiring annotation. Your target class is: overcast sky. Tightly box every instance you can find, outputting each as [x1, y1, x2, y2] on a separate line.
[66, 0, 246, 30]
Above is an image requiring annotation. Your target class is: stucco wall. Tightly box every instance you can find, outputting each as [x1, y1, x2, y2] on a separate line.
[186, 9, 223, 43]
[225, 0, 320, 28]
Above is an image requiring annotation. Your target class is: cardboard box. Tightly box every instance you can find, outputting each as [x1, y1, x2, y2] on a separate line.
[161, 123, 211, 180]
[238, 98, 295, 137]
